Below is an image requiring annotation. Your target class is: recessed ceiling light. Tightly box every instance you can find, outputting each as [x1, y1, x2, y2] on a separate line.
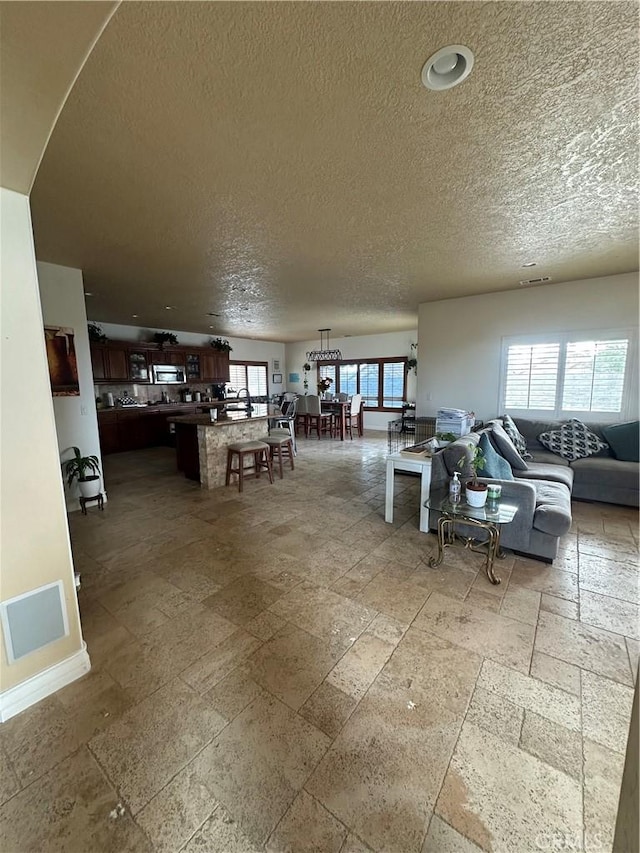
[84, 291, 93, 297]
[164, 305, 174, 310]
[421, 45, 474, 91]
[522, 262, 537, 268]
[132, 314, 139, 318]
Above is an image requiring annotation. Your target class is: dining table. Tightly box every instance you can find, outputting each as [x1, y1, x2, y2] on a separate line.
[320, 399, 363, 441]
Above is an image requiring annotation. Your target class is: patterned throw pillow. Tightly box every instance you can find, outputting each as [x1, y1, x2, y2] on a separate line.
[501, 414, 532, 460]
[538, 418, 609, 462]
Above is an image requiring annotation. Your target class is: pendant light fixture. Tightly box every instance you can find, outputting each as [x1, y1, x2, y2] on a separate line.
[306, 328, 342, 362]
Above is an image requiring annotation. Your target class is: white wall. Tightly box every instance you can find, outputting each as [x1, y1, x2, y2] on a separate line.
[285, 330, 418, 431]
[417, 272, 639, 422]
[0, 189, 85, 692]
[93, 322, 287, 396]
[38, 262, 103, 510]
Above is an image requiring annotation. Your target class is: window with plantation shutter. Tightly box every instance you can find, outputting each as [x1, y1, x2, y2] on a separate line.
[501, 332, 633, 419]
[504, 343, 560, 411]
[226, 362, 268, 397]
[562, 340, 628, 413]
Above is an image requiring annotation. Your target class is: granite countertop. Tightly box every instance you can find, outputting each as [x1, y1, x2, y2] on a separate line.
[167, 404, 269, 427]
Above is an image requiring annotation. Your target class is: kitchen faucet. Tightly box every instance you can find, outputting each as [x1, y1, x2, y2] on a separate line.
[237, 388, 253, 410]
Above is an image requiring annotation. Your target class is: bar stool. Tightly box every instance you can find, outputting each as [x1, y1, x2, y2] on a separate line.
[264, 434, 295, 479]
[225, 441, 273, 492]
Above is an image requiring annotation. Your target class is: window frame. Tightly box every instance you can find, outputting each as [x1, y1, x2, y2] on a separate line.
[316, 356, 408, 412]
[227, 360, 269, 397]
[499, 328, 637, 422]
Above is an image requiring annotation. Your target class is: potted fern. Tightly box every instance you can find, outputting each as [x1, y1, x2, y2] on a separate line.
[63, 447, 101, 498]
[458, 444, 487, 507]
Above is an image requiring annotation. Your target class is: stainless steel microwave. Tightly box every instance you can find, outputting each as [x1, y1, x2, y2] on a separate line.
[152, 364, 186, 384]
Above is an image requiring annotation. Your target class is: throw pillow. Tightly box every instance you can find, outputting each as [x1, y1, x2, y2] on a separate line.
[487, 420, 529, 470]
[479, 432, 514, 480]
[602, 421, 639, 463]
[538, 418, 609, 462]
[501, 414, 532, 460]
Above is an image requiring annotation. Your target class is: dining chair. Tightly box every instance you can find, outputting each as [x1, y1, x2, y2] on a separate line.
[270, 397, 298, 453]
[345, 393, 363, 439]
[295, 394, 308, 436]
[336, 392, 349, 402]
[306, 394, 334, 439]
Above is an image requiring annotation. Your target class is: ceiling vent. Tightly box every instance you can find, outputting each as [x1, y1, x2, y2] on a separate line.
[519, 276, 552, 286]
[421, 45, 474, 91]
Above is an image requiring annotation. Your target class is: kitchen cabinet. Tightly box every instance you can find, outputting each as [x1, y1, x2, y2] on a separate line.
[149, 349, 185, 366]
[90, 344, 129, 382]
[97, 405, 200, 454]
[128, 350, 150, 382]
[201, 351, 230, 382]
[185, 352, 201, 381]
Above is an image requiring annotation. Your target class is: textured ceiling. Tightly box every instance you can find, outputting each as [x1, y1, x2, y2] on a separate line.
[0, 1, 117, 194]
[31, 1, 639, 342]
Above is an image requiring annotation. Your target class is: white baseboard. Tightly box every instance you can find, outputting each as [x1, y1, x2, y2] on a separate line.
[0, 643, 91, 722]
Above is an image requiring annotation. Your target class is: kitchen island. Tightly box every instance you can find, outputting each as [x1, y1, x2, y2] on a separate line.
[167, 405, 270, 488]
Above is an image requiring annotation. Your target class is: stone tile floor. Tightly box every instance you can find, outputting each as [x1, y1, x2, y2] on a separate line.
[0, 433, 638, 852]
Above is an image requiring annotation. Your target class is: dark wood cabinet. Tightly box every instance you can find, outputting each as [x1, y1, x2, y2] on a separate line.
[128, 350, 150, 382]
[90, 345, 106, 380]
[148, 348, 185, 366]
[185, 352, 201, 381]
[97, 405, 200, 454]
[92, 340, 229, 384]
[201, 351, 230, 382]
[90, 344, 129, 382]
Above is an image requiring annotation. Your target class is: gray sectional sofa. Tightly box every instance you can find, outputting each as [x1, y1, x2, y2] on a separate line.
[428, 417, 639, 564]
[513, 418, 639, 508]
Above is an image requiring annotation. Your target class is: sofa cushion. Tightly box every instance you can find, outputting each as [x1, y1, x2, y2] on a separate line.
[513, 463, 574, 491]
[527, 449, 570, 467]
[501, 414, 532, 460]
[570, 456, 639, 492]
[532, 482, 572, 537]
[441, 432, 480, 478]
[487, 421, 529, 470]
[538, 418, 609, 462]
[602, 421, 639, 463]
[514, 418, 563, 453]
[479, 432, 514, 480]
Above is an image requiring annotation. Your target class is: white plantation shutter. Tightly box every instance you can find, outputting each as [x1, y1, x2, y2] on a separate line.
[382, 362, 405, 408]
[227, 364, 246, 392]
[247, 364, 267, 396]
[504, 343, 560, 410]
[502, 332, 633, 418]
[562, 340, 628, 413]
[226, 363, 267, 396]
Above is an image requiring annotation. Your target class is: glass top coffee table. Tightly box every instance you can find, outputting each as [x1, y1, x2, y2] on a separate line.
[425, 490, 518, 584]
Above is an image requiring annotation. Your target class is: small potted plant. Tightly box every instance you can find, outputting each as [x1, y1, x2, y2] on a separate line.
[87, 323, 107, 343]
[210, 337, 232, 353]
[63, 446, 101, 498]
[152, 331, 178, 348]
[435, 431, 457, 448]
[458, 444, 487, 507]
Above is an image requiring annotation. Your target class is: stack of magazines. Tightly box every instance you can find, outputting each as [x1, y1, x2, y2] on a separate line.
[435, 407, 475, 437]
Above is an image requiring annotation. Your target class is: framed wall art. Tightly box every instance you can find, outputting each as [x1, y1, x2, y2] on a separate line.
[44, 326, 80, 396]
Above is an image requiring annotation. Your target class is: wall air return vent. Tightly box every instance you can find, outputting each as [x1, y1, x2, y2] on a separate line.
[1, 581, 69, 664]
[519, 276, 552, 286]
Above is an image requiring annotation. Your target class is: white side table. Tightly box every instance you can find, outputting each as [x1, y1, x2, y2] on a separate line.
[385, 452, 432, 533]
